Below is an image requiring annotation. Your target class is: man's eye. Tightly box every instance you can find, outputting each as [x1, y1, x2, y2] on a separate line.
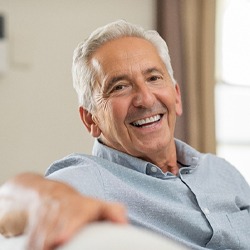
[149, 75, 161, 81]
[114, 85, 124, 90]
[111, 84, 127, 93]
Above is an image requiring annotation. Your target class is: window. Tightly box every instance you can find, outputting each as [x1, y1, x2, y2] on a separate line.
[215, 0, 250, 183]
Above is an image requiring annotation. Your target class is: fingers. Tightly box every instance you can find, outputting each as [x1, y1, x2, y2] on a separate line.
[46, 198, 127, 249]
[0, 173, 44, 237]
[0, 210, 27, 237]
[0, 174, 128, 250]
[26, 198, 61, 250]
[0, 190, 29, 237]
[26, 192, 127, 250]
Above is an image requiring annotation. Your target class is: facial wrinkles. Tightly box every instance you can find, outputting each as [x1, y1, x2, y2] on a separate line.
[91, 38, 173, 127]
[94, 82, 109, 112]
[91, 58, 111, 112]
[126, 101, 168, 124]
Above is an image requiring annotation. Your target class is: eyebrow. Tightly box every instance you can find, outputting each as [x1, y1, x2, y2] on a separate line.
[109, 75, 128, 85]
[103, 74, 128, 92]
[142, 67, 164, 75]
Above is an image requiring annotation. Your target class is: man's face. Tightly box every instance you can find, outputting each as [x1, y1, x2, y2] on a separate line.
[85, 37, 182, 161]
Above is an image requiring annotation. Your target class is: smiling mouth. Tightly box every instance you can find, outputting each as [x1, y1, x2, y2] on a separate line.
[131, 114, 162, 127]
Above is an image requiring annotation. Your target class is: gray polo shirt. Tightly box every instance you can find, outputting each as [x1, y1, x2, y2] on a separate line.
[45, 139, 250, 249]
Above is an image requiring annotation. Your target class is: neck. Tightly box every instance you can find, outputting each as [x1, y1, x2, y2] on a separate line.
[98, 138, 179, 175]
[139, 141, 179, 175]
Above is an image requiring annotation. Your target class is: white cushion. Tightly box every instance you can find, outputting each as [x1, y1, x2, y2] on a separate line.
[0, 223, 187, 250]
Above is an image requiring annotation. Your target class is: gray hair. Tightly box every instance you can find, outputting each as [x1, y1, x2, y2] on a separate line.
[72, 20, 176, 112]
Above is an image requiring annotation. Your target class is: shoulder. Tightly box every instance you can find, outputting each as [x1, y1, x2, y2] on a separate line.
[44, 153, 114, 199]
[45, 153, 111, 176]
[200, 153, 250, 192]
[200, 153, 240, 176]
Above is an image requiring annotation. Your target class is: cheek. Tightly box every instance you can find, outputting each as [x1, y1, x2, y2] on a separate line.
[109, 97, 128, 113]
[108, 100, 131, 133]
[159, 92, 175, 109]
[97, 100, 123, 128]
[109, 101, 125, 123]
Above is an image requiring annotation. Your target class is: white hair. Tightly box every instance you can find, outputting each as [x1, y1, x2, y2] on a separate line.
[72, 20, 176, 112]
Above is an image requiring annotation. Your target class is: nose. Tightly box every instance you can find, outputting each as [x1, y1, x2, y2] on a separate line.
[132, 83, 156, 108]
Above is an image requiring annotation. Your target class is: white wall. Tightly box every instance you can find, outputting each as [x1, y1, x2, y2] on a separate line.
[0, 0, 156, 184]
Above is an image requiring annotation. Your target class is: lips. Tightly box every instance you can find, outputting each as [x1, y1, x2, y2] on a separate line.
[131, 114, 162, 127]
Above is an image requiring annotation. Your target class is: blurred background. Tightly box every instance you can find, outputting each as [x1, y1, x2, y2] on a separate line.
[0, 0, 249, 184]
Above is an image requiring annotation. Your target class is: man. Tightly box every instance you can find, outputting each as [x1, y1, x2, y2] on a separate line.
[0, 20, 250, 250]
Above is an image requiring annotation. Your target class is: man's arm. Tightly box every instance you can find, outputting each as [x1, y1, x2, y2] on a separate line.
[0, 173, 127, 250]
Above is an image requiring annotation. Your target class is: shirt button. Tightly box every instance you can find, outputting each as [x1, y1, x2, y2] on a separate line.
[203, 208, 210, 215]
[181, 169, 189, 174]
[151, 166, 157, 173]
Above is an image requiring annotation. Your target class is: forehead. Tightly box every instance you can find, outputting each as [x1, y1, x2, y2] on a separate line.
[91, 37, 166, 75]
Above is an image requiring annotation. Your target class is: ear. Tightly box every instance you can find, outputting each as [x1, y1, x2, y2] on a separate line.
[174, 83, 183, 116]
[79, 107, 101, 138]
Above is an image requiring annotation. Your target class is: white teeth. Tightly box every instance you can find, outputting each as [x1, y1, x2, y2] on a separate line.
[132, 115, 161, 126]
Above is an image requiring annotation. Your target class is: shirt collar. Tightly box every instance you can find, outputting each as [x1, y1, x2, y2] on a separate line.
[92, 139, 148, 174]
[175, 139, 200, 168]
[92, 139, 200, 178]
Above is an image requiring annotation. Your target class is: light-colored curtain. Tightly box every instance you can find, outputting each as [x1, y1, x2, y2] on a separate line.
[157, 0, 216, 153]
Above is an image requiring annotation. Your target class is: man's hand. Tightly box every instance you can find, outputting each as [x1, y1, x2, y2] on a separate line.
[0, 173, 127, 250]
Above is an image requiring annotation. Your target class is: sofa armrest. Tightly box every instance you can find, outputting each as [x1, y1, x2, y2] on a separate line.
[0, 222, 187, 250]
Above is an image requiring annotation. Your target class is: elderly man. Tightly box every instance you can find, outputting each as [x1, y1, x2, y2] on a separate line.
[0, 20, 250, 250]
